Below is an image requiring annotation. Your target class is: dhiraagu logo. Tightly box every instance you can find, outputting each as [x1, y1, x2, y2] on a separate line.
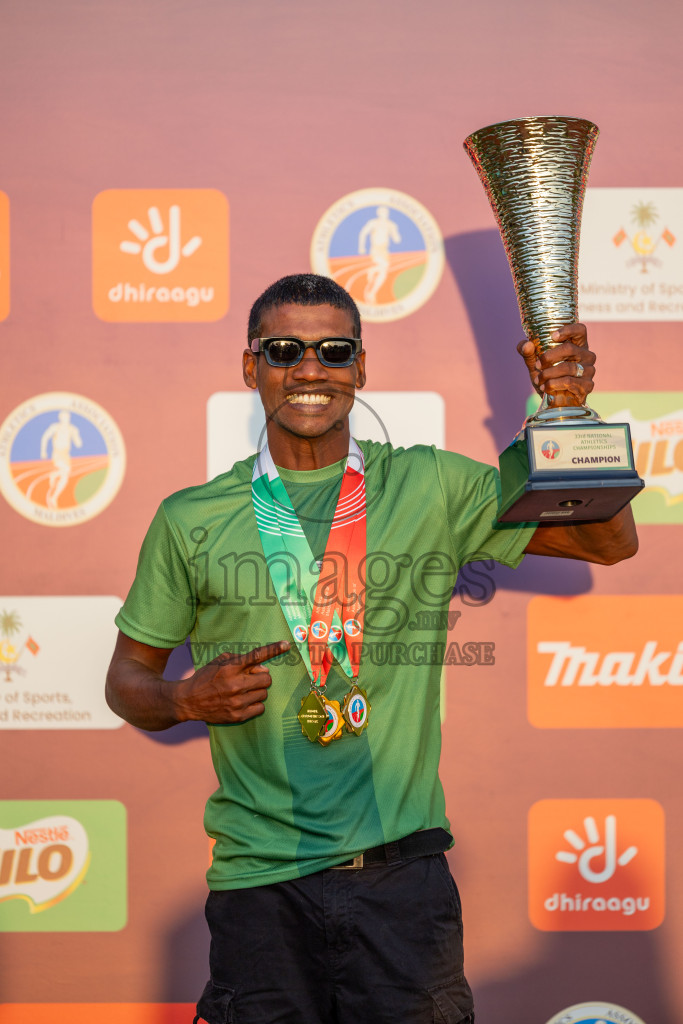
[0, 800, 127, 931]
[528, 799, 665, 932]
[92, 188, 229, 322]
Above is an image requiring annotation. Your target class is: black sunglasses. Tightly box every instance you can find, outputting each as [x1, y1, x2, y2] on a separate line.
[249, 336, 362, 368]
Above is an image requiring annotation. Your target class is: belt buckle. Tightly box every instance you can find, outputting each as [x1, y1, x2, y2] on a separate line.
[332, 853, 364, 870]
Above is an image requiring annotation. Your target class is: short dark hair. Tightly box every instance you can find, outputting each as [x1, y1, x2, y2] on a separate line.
[247, 274, 361, 341]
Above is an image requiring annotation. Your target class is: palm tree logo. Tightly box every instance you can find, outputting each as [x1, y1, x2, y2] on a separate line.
[613, 201, 676, 273]
[0, 610, 39, 681]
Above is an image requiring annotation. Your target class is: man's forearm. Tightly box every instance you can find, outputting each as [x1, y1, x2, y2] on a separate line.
[524, 503, 638, 564]
[105, 657, 184, 730]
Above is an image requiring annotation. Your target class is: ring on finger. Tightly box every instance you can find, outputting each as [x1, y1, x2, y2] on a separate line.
[575, 363, 585, 378]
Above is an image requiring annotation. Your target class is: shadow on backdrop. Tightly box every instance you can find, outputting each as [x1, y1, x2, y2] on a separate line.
[143, 641, 209, 745]
[162, 896, 210, 1004]
[473, 929, 675, 1024]
[445, 228, 592, 596]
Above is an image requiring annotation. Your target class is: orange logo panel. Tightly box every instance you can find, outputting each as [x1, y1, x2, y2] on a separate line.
[528, 595, 683, 728]
[0, 1007, 194, 1024]
[529, 799, 665, 931]
[92, 189, 229, 322]
[0, 192, 9, 321]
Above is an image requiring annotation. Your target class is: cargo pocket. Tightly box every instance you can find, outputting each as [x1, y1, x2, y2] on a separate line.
[194, 979, 236, 1024]
[428, 971, 475, 1024]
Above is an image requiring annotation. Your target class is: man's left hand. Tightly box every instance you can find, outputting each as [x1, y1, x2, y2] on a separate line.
[517, 323, 595, 405]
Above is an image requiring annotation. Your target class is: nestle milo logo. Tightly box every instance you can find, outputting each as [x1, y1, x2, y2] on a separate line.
[0, 800, 126, 932]
[0, 816, 89, 911]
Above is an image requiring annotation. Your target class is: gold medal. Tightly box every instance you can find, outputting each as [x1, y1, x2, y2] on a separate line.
[298, 688, 327, 742]
[341, 683, 371, 736]
[317, 699, 344, 746]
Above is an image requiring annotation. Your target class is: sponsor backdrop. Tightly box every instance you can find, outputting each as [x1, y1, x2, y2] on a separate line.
[0, 2, 681, 1023]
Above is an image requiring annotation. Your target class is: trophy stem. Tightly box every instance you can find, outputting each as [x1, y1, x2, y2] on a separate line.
[526, 394, 602, 426]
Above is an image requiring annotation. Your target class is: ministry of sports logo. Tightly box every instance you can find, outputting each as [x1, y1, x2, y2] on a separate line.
[612, 201, 675, 274]
[579, 188, 683, 321]
[544, 1002, 648, 1024]
[0, 609, 39, 682]
[0, 393, 126, 526]
[310, 188, 444, 322]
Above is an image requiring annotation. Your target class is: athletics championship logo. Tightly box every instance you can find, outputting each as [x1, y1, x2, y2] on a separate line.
[541, 439, 561, 460]
[310, 188, 444, 322]
[349, 694, 367, 727]
[544, 1002, 648, 1024]
[0, 393, 126, 526]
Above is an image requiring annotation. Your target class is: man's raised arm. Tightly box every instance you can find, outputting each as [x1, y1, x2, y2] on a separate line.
[524, 503, 638, 564]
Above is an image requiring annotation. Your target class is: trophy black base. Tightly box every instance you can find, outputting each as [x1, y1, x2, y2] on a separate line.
[498, 424, 644, 524]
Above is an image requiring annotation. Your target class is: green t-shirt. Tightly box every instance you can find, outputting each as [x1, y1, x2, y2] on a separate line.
[115, 441, 536, 890]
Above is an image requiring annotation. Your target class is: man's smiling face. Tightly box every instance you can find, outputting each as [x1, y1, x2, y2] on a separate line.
[243, 302, 366, 466]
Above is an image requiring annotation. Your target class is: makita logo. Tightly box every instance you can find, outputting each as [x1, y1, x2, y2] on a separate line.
[537, 640, 683, 687]
[529, 596, 683, 728]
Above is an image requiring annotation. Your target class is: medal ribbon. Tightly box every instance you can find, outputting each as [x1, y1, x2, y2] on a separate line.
[251, 439, 366, 688]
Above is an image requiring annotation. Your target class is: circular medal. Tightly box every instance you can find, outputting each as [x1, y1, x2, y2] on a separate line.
[318, 699, 344, 745]
[341, 684, 371, 735]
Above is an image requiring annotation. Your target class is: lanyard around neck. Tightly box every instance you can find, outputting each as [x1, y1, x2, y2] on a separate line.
[251, 439, 366, 688]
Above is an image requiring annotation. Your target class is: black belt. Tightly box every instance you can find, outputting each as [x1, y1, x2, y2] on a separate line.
[330, 827, 453, 870]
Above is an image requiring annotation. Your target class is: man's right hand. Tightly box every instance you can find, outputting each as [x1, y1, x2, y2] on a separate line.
[174, 641, 291, 724]
[105, 632, 290, 732]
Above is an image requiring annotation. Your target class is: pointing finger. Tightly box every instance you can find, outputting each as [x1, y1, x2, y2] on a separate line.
[238, 640, 291, 668]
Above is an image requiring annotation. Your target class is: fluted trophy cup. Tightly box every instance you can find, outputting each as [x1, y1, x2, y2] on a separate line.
[464, 116, 643, 522]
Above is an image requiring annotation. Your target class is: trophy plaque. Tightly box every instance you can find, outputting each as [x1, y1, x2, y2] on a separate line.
[464, 116, 644, 523]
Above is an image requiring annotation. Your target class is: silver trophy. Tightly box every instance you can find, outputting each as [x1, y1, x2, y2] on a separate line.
[464, 116, 643, 522]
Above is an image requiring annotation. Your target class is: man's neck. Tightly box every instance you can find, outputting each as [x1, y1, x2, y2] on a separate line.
[265, 424, 351, 471]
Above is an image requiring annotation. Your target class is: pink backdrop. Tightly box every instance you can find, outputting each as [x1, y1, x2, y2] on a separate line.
[1, 2, 681, 1022]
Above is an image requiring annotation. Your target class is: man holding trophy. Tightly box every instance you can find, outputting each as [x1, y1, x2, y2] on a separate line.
[106, 118, 639, 1024]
